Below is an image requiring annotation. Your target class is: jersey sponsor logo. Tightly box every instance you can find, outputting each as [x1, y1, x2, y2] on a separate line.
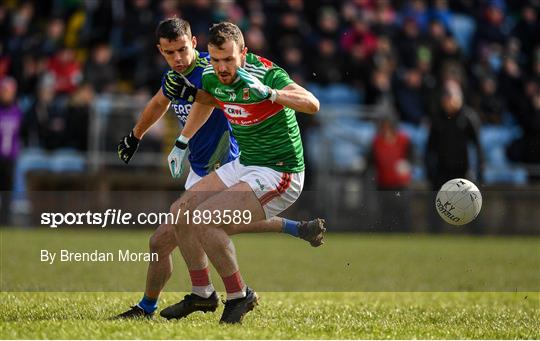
[214, 88, 224, 96]
[218, 100, 285, 126]
[223, 104, 250, 118]
[172, 103, 192, 123]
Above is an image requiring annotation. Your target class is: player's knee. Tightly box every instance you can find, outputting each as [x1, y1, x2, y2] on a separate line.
[169, 196, 195, 225]
[148, 233, 164, 254]
[149, 227, 172, 254]
[221, 224, 237, 235]
[169, 200, 181, 217]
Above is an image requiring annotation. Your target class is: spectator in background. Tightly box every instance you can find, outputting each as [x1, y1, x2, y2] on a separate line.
[316, 6, 341, 41]
[498, 56, 525, 121]
[4, 2, 34, 57]
[46, 46, 82, 96]
[400, 0, 429, 32]
[245, 25, 267, 56]
[271, 9, 309, 65]
[425, 80, 483, 232]
[65, 83, 94, 151]
[119, 0, 157, 89]
[370, 35, 396, 74]
[433, 34, 464, 78]
[364, 67, 393, 106]
[371, 0, 397, 36]
[473, 2, 507, 76]
[507, 66, 540, 167]
[0, 77, 22, 225]
[426, 19, 447, 51]
[183, 0, 213, 42]
[39, 17, 65, 56]
[473, 2, 507, 52]
[511, 5, 539, 57]
[394, 67, 426, 125]
[395, 16, 424, 68]
[369, 113, 412, 232]
[425, 79, 483, 191]
[0, 42, 9, 79]
[310, 38, 343, 84]
[15, 54, 47, 102]
[280, 45, 307, 83]
[471, 75, 505, 124]
[429, 0, 452, 30]
[22, 75, 68, 150]
[340, 16, 378, 58]
[84, 42, 117, 94]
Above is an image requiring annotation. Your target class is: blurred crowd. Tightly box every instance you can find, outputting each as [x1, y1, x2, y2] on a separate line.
[1, 0, 540, 229]
[1, 0, 540, 172]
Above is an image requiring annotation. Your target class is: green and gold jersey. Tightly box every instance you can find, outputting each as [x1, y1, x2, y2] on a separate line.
[201, 53, 304, 173]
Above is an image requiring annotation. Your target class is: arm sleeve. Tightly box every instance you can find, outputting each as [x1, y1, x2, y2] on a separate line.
[265, 67, 294, 90]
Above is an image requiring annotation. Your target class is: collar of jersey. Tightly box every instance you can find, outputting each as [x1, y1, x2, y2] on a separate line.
[180, 50, 200, 76]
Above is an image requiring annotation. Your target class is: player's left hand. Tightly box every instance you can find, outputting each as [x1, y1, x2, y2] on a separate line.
[237, 67, 273, 100]
[167, 138, 188, 178]
[117, 131, 139, 164]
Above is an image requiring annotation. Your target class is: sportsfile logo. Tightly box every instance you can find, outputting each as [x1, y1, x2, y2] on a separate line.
[40, 209, 252, 228]
[436, 198, 460, 223]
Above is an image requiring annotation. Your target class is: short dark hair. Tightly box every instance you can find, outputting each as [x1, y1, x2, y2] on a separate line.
[156, 18, 192, 43]
[208, 22, 244, 50]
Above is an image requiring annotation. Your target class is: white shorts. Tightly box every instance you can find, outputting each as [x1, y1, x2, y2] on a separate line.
[185, 168, 203, 190]
[215, 158, 304, 219]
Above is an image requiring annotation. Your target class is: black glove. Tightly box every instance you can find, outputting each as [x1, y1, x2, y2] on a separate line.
[169, 72, 198, 102]
[117, 131, 140, 164]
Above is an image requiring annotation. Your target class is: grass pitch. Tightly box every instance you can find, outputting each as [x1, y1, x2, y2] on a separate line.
[1, 292, 538, 339]
[1, 229, 539, 339]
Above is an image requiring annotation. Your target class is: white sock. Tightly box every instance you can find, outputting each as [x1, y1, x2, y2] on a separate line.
[226, 285, 247, 300]
[192, 284, 215, 298]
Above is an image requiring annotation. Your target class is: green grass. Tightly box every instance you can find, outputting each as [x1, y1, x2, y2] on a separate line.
[1, 229, 539, 338]
[1, 229, 539, 291]
[1, 292, 538, 339]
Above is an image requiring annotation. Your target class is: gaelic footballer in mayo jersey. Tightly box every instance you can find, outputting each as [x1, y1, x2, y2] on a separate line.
[201, 53, 304, 173]
[161, 50, 239, 177]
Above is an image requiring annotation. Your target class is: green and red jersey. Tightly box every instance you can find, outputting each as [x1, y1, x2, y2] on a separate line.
[201, 53, 304, 173]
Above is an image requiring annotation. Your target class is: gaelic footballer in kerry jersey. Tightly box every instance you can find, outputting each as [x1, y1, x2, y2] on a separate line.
[161, 50, 239, 177]
[202, 53, 304, 173]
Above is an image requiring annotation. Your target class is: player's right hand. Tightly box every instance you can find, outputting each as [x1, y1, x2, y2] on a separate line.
[236, 67, 270, 98]
[169, 72, 198, 102]
[117, 131, 140, 164]
[167, 138, 188, 178]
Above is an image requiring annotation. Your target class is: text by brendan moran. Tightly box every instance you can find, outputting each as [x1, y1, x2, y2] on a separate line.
[40, 249, 158, 264]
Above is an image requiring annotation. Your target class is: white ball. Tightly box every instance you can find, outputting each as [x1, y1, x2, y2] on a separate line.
[435, 178, 482, 225]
